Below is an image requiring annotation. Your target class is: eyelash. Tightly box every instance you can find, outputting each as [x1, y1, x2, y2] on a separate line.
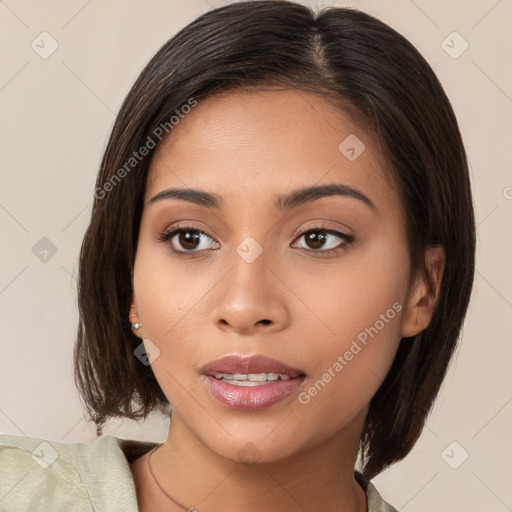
[157, 223, 355, 257]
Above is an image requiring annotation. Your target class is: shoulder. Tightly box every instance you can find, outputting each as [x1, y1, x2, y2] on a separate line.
[0, 433, 139, 512]
[355, 470, 399, 512]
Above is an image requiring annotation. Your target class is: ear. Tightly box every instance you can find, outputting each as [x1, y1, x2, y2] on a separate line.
[401, 245, 445, 338]
[129, 297, 144, 340]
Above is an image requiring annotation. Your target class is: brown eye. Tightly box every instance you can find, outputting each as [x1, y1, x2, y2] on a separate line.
[293, 227, 354, 256]
[158, 225, 220, 254]
[176, 231, 201, 251]
[303, 231, 328, 250]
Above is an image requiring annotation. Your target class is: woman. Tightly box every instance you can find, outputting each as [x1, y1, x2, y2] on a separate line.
[0, 1, 475, 511]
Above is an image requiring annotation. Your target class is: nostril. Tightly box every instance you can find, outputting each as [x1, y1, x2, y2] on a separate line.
[258, 319, 271, 325]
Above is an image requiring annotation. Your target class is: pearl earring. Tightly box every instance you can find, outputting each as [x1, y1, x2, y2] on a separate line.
[131, 322, 142, 332]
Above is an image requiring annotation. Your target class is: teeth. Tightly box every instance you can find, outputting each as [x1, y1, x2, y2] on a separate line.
[212, 372, 296, 386]
[223, 380, 269, 387]
[248, 373, 267, 382]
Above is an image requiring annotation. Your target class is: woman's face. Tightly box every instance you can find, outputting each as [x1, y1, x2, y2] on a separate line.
[132, 88, 416, 463]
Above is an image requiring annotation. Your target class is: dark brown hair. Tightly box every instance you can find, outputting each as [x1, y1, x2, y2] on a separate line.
[74, 0, 475, 479]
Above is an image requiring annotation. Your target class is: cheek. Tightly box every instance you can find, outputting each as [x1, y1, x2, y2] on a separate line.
[132, 245, 208, 406]
[134, 235, 208, 333]
[293, 304, 403, 440]
[132, 239, 219, 382]
[289, 227, 408, 340]
[289, 235, 407, 419]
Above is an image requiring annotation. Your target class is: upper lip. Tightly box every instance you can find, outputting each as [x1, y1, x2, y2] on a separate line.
[201, 354, 305, 377]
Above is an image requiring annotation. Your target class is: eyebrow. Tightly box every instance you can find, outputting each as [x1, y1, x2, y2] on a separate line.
[149, 183, 377, 212]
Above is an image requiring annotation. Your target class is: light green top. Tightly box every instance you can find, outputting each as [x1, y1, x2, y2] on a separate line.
[0, 433, 398, 511]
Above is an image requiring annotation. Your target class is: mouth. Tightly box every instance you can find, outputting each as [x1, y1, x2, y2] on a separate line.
[201, 354, 306, 411]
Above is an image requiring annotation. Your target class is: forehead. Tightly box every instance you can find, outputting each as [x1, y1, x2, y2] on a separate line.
[145, 88, 399, 215]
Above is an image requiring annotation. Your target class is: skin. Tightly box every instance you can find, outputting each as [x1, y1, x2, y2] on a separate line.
[128, 87, 445, 512]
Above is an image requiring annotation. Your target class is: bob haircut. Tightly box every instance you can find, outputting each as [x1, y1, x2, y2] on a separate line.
[74, 0, 475, 479]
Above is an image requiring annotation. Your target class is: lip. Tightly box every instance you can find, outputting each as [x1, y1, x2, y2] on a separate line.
[200, 354, 305, 377]
[201, 354, 306, 411]
[205, 374, 306, 411]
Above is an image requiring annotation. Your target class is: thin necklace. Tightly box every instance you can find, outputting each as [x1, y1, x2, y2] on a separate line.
[148, 445, 367, 512]
[148, 444, 197, 512]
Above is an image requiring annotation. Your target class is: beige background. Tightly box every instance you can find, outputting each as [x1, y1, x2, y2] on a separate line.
[1, 0, 511, 510]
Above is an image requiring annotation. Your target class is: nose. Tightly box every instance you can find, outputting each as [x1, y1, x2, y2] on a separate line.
[210, 249, 290, 336]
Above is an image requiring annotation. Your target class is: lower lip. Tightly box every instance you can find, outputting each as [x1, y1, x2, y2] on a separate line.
[205, 375, 305, 411]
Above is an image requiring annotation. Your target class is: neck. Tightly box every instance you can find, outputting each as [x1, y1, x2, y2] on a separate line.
[148, 410, 368, 512]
